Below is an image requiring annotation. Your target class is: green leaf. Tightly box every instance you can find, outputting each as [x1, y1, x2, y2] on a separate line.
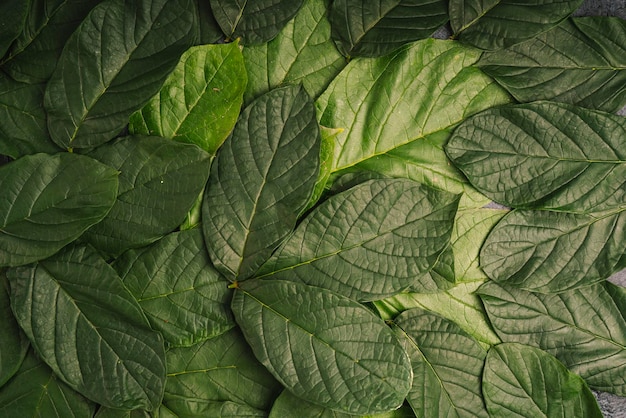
[6, 244, 166, 410]
[480, 209, 626, 293]
[0, 271, 29, 387]
[196, 0, 224, 45]
[231, 279, 412, 415]
[0, 153, 118, 267]
[483, 343, 602, 418]
[94, 407, 151, 418]
[0, 0, 29, 58]
[129, 42, 247, 155]
[113, 228, 235, 347]
[243, 0, 347, 104]
[257, 178, 460, 301]
[164, 399, 266, 418]
[269, 390, 354, 418]
[210, 0, 304, 44]
[478, 17, 626, 113]
[329, 0, 448, 58]
[478, 281, 626, 396]
[164, 328, 281, 411]
[0, 350, 95, 417]
[446, 101, 626, 213]
[392, 308, 488, 418]
[304, 125, 341, 212]
[202, 85, 320, 280]
[0, 0, 102, 83]
[84, 136, 211, 257]
[449, 0, 584, 50]
[44, 0, 198, 149]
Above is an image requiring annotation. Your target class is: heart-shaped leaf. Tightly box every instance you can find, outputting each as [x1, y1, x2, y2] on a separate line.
[0, 271, 29, 387]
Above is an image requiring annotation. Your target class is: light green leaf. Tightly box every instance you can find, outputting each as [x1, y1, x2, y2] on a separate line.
[7, 244, 166, 410]
[0, 153, 118, 267]
[0, 350, 95, 418]
[129, 42, 247, 155]
[446, 102, 626, 213]
[0, 0, 29, 58]
[257, 178, 460, 301]
[44, 0, 197, 149]
[231, 279, 412, 415]
[478, 281, 626, 396]
[243, 0, 346, 104]
[164, 328, 281, 411]
[210, 0, 304, 44]
[480, 209, 626, 293]
[0, 271, 29, 387]
[392, 308, 488, 418]
[202, 85, 320, 281]
[478, 17, 626, 113]
[304, 125, 341, 212]
[84, 136, 211, 258]
[449, 0, 584, 50]
[330, 0, 448, 58]
[164, 399, 266, 418]
[114, 229, 234, 347]
[483, 343, 602, 418]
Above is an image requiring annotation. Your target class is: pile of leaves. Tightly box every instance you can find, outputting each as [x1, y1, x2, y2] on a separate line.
[1, 0, 625, 417]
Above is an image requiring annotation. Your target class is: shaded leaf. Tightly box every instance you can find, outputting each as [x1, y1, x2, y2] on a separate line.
[269, 390, 354, 418]
[196, 0, 224, 44]
[0, 0, 29, 58]
[94, 406, 151, 418]
[0, 271, 29, 387]
[164, 399, 266, 418]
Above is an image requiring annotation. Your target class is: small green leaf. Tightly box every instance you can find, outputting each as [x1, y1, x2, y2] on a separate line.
[7, 244, 166, 410]
[232, 279, 412, 415]
[0, 0, 29, 58]
[0, 271, 29, 387]
[0, 153, 118, 267]
[129, 42, 247, 155]
[483, 343, 602, 418]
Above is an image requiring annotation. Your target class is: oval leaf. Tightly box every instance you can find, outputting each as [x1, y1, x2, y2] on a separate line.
[6, 244, 166, 410]
[0, 271, 29, 387]
[202, 85, 320, 280]
[0, 153, 118, 267]
[231, 279, 412, 415]
[257, 178, 460, 301]
[446, 102, 626, 213]
[44, 0, 198, 149]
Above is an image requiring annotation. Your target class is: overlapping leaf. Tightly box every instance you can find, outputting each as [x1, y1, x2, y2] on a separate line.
[44, 0, 198, 149]
[0, 153, 118, 267]
[269, 390, 353, 418]
[202, 85, 320, 280]
[94, 407, 151, 418]
[7, 244, 166, 410]
[257, 178, 460, 301]
[196, 0, 223, 45]
[164, 399, 266, 418]
[0, 0, 29, 58]
[0, 272, 29, 387]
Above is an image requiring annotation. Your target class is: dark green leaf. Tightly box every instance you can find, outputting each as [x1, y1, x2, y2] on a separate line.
[196, 0, 224, 44]
[257, 178, 460, 301]
[478, 281, 626, 396]
[479, 17, 626, 113]
[44, 0, 198, 149]
[231, 279, 412, 415]
[449, 0, 584, 50]
[483, 343, 602, 418]
[0, 153, 118, 267]
[84, 136, 211, 257]
[164, 399, 266, 418]
[330, 0, 448, 58]
[269, 390, 353, 418]
[0, 0, 29, 58]
[94, 406, 151, 418]
[114, 228, 235, 347]
[202, 85, 320, 280]
[0, 271, 29, 387]
[210, 0, 304, 44]
[446, 101, 626, 213]
[6, 244, 166, 410]
[392, 308, 488, 418]
[129, 42, 247, 155]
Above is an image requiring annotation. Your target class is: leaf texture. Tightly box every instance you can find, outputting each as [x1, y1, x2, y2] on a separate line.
[0, 0, 29, 58]
[269, 390, 354, 418]
[0, 271, 29, 387]
[163, 399, 266, 417]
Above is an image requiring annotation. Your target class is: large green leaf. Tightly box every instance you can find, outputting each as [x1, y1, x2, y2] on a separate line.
[243, 0, 346, 104]
[0, 350, 95, 418]
[114, 228, 234, 347]
[0, 153, 118, 267]
[44, 0, 198, 149]
[448, 0, 584, 50]
[0, 0, 29, 58]
[6, 244, 166, 410]
[231, 279, 412, 415]
[210, 0, 304, 44]
[257, 178, 460, 301]
[129, 42, 247, 155]
[478, 281, 626, 396]
[164, 328, 281, 412]
[0, 271, 29, 387]
[446, 102, 626, 213]
[84, 136, 211, 257]
[391, 308, 488, 417]
[0, 0, 102, 83]
[202, 85, 320, 281]
[480, 209, 626, 293]
[329, 0, 448, 58]
[478, 17, 626, 113]
[483, 343, 602, 418]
